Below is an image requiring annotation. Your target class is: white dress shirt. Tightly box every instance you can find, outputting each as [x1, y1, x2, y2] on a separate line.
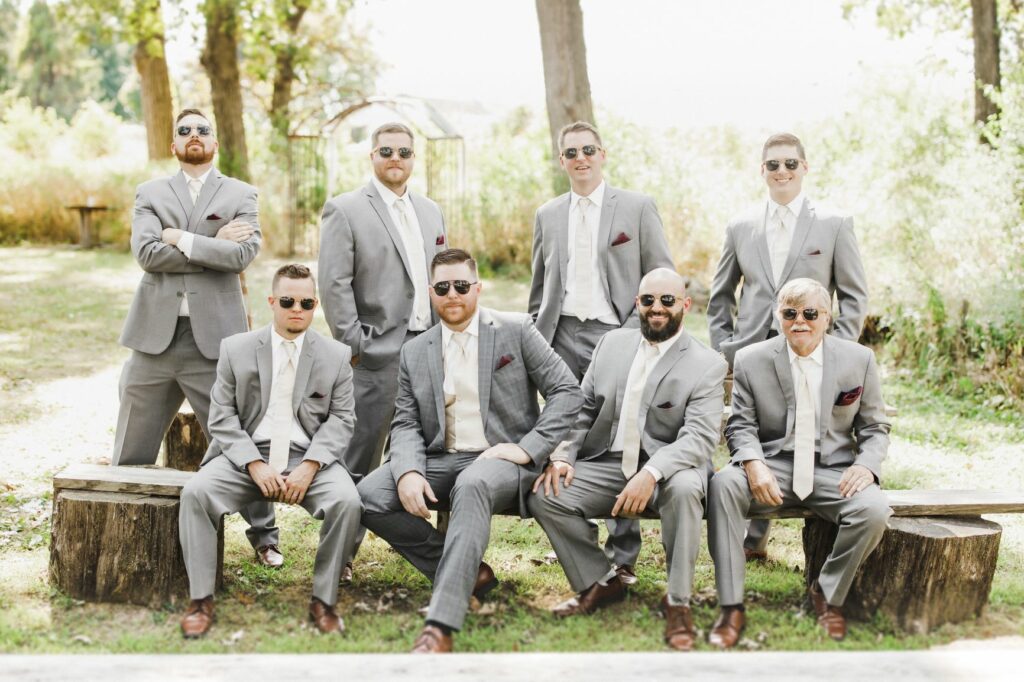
[782, 339, 823, 452]
[441, 311, 490, 452]
[765, 192, 805, 286]
[174, 167, 214, 316]
[371, 175, 431, 331]
[561, 181, 618, 324]
[252, 329, 311, 450]
[611, 326, 685, 481]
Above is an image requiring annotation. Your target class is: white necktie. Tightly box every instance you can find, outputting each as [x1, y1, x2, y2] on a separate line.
[443, 332, 471, 451]
[792, 357, 815, 500]
[771, 204, 791, 284]
[269, 341, 297, 473]
[394, 198, 430, 327]
[573, 197, 593, 321]
[621, 343, 660, 478]
[189, 178, 202, 206]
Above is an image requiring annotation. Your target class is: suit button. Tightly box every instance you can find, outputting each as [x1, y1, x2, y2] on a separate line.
[407, 293, 413, 299]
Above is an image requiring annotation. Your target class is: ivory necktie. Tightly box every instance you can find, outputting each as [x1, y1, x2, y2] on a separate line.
[189, 178, 202, 206]
[443, 332, 470, 450]
[268, 341, 297, 473]
[573, 197, 593, 321]
[771, 204, 791, 284]
[394, 198, 430, 327]
[621, 342, 660, 478]
[792, 357, 815, 500]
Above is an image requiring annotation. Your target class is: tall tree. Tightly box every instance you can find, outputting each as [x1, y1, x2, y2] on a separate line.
[18, 0, 90, 119]
[0, 0, 18, 92]
[201, 0, 250, 181]
[971, 0, 1000, 127]
[535, 0, 595, 192]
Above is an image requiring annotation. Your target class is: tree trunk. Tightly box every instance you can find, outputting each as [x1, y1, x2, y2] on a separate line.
[971, 0, 1000, 134]
[201, 0, 250, 182]
[535, 0, 595, 193]
[49, 489, 223, 607]
[269, 2, 310, 138]
[164, 411, 208, 472]
[803, 516, 1001, 633]
[132, 0, 174, 161]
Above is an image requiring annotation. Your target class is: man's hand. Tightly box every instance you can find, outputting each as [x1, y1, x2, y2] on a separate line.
[612, 469, 657, 517]
[215, 220, 255, 243]
[279, 460, 319, 505]
[397, 471, 437, 519]
[350, 354, 360, 368]
[247, 460, 287, 499]
[161, 228, 183, 246]
[744, 459, 784, 506]
[478, 443, 531, 465]
[838, 464, 875, 499]
[532, 460, 575, 497]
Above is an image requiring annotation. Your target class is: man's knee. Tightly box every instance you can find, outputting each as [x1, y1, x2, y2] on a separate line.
[661, 470, 705, 504]
[709, 463, 747, 501]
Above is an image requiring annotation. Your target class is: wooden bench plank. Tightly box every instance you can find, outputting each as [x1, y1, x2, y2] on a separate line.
[54, 464, 192, 498]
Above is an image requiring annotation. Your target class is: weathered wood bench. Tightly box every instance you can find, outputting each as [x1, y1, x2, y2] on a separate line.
[49, 464, 223, 608]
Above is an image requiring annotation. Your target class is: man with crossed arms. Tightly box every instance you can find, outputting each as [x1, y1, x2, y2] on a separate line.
[707, 133, 869, 561]
[358, 248, 581, 653]
[530, 120, 675, 583]
[530, 268, 726, 651]
[707, 278, 890, 647]
[178, 264, 362, 638]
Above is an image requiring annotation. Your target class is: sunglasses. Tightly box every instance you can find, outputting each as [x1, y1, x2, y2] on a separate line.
[781, 308, 821, 321]
[431, 280, 478, 296]
[561, 145, 600, 159]
[376, 146, 414, 159]
[278, 296, 316, 310]
[639, 294, 678, 308]
[177, 125, 212, 138]
[764, 158, 802, 171]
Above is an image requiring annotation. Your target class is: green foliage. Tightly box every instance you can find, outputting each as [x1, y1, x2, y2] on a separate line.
[17, 1, 98, 120]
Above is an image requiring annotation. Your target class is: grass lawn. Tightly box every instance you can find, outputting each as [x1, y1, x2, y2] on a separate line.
[0, 246, 1021, 653]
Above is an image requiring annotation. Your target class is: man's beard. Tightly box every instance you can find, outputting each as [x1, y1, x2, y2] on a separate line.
[640, 310, 683, 342]
[175, 144, 215, 165]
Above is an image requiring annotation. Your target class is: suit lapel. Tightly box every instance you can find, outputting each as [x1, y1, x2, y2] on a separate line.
[189, 170, 223, 233]
[170, 171, 193, 222]
[256, 327, 273, 422]
[818, 335, 837, 444]
[291, 332, 315, 413]
[754, 203, 776, 289]
[779, 200, 815, 286]
[365, 182, 415, 284]
[641, 330, 690, 409]
[555, 195, 571, 292]
[425, 328, 446, 443]
[477, 311, 496, 426]
[773, 339, 796, 436]
[596, 187, 617, 298]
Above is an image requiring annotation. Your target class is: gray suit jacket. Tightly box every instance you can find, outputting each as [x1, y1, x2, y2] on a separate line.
[707, 199, 868, 366]
[528, 186, 675, 342]
[388, 308, 582, 515]
[318, 182, 447, 370]
[555, 328, 727, 483]
[201, 326, 356, 473]
[726, 335, 890, 480]
[119, 169, 261, 360]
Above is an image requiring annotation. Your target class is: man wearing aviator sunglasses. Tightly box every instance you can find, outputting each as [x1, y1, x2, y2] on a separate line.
[530, 120, 675, 581]
[113, 107, 272, 565]
[707, 132, 868, 562]
[318, 122, 448, 581]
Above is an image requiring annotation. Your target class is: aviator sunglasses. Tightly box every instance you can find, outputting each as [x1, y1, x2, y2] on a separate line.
[376, 146, 414, 159]
[177, 125, 212, 137]
[561, 145, 601, 159]
[432, 280, 478, 296]
[764, 158, 802, 172]
[278, 296, 317, 310]
[639, 294, 678, 308]
[781, 308, 821, 321]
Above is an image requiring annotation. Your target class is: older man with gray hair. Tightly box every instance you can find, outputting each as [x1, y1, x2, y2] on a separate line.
[706, 278, 891, 647]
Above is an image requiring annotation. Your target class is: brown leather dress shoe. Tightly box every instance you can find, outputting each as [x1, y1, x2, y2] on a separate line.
[808, 581, 847, 641]
[339, 562, 354, 586]
[708, 605, 746, 649]
[472, 561, 498, 601]
[659, 596, 696, 651]
[551, 576, 626, 618]
[615, 564, 638, 585]
[743, 548, 768, 563]
[255, 544, 284, 569]
[411, 624, 453, 653]
[309, 597, 345, 635]
[180, 596, 214, 639]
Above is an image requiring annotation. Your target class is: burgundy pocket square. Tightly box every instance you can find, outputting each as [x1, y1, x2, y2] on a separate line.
[657, 401, 674, 409]
[495, 354, 514, 370]
[206, 213, 223, 221]
[611, 232, 631, 246]
[310, 391, 326, 399]
[834, 387, 863, 406]
[807, 249, 822, 256]
[435, 235, 446, 246]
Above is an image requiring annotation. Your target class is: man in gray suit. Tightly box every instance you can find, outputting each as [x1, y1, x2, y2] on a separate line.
[318, 122, 448, 578]
[529, 120, 675, 580]
[113, 108, 278, 567]
[707, 132, 869, 561]
[357, 249, 581, 653]
[178, 264, 362, 639]
[707, 278, 891, 647]
[530, 268, 726, 651]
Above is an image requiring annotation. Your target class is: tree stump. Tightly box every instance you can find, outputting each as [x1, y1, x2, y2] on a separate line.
[49, 489, 223, 608]
[802, 515, 1002, 633]
[164, 411, 208, 472]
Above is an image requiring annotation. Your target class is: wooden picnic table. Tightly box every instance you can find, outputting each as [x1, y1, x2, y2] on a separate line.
[64, 203, 114, 248]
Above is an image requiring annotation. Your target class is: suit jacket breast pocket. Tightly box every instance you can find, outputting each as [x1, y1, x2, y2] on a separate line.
[201, 217, 229, 236]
